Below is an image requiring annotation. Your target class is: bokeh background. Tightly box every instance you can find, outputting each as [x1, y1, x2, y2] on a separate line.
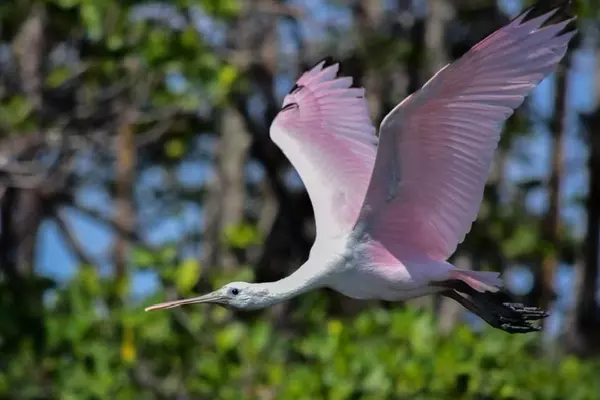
[1, 0, 600, 398]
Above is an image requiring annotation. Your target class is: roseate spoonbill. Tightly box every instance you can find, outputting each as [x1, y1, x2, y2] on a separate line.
[146, 2, 576, 333]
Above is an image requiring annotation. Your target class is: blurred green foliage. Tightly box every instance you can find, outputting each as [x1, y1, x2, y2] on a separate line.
[1, 263, 599, 400]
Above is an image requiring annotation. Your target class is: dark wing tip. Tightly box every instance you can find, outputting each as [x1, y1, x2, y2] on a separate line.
[289, 57, 341, 95]
[288, 83, 303, 95]
[293, 55, 363, 94]
[311, 56, 343, 77]
[557, 18, 578, 36]
[518, 0, 575, 26]
[317, 56, 337, 69]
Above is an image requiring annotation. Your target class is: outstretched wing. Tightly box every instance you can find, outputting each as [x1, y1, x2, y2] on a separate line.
[270, 59, 377, 238]
[359, 2, 576, 260]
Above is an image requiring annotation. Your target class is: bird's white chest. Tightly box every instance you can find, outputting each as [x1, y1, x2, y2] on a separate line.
[329, 263, 439, 301]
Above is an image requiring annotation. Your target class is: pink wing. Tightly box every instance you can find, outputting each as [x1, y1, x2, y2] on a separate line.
[270, 60, 377, 238]
[359, 4, 576, 260]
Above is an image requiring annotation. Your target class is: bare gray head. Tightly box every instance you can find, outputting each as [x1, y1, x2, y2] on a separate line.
[145, 281, 283, 311]
[145, 259, 326, 312]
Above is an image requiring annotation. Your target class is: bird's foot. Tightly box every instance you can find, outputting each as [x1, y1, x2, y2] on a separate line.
[502, 302, 549, 319]
[483, 300, 548, 334]
[439, 280, 549, 334]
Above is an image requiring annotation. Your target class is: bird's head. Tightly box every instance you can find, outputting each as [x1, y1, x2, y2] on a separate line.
[145, 281, 273, 312]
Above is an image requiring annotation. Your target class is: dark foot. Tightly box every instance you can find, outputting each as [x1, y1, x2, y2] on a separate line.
[470, 294, 547, 333]
[502, 302, 549, 319]
[440, 281, 549, 334]
[485, 301, 548, 333]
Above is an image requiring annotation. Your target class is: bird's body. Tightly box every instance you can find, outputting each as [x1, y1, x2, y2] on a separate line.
[300, 228, 447, 302]
[146, 1, 577, 333]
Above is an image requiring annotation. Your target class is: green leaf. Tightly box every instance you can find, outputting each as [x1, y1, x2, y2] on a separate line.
[145, 29, 169, 63]
[217, 65, 239, 91]
[176, 93, 202, 111]
[502, 224, 539, 258]
[175, 258, 201, 294]
[47, 66, 72, 88]
[165, 138, 186, 159]
[215, 323, 245, 352]
[219, 0, 241, 16]
[250, 321, 271, 354]
[131, 247, 156, 268]
[54, 0, 80, 8]
[0, 96, 33, 127]
[78, 265, 100, 295]
[180, 27, 200, 49]
[107, 34, 124, 51]
[81, 3, 103, 40]
[223, 223, 262, 249]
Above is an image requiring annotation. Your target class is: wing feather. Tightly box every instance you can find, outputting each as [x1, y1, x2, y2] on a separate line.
[270, 60, 377, 238]
[359, 2, 577, 260]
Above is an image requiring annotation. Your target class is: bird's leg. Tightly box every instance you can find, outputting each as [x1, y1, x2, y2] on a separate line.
[435, 279, 548, 334]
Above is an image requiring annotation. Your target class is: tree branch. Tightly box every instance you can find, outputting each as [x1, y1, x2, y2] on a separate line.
[53, 207, 97, 267]
[58, 194, 144, 245]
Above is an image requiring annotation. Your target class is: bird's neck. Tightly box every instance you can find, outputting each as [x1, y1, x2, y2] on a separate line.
[261, 258, 330, 305]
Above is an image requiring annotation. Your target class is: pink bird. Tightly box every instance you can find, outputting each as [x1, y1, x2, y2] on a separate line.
[146, 2, 576, 333]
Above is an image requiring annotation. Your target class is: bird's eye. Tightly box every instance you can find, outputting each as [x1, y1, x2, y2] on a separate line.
[230, 288, 239, 296]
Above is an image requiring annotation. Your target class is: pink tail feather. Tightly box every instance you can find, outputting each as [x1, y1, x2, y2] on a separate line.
[450, 269, 503, 293]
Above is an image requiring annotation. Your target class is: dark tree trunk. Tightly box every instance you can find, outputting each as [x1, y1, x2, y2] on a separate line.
[531, 55, 570, 314]
[0, 187, 18, 278]
[0, 185, 47, 355]
[114, 103, 136, 294]
[202, 107, 251, 275]
[565, 109, 600, 356]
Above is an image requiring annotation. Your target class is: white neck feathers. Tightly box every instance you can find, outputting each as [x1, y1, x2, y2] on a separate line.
[260, 258, 331, 306]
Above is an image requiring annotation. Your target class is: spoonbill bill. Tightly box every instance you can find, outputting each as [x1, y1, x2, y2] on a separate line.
[146, 2, 576, 333]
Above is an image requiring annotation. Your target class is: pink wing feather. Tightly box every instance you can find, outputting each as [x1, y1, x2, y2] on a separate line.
[270, 60, 377, 238]
[359, 4, 576, 260]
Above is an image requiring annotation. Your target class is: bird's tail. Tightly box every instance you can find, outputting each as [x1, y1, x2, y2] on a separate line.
[449, 269, 503, 293]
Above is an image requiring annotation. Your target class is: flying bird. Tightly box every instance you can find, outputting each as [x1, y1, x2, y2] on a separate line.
[146, 2, 576, 333]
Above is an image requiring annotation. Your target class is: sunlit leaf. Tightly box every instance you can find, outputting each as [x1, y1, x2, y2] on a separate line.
[215, 323, 245, 352]
[107, 34, 124, 51]
[223, 223, 262, 249]
[502, 225, 539, 258]
[47, 66, 72, 88]
[0, 96, 33, 127]
[120, 325, 136, 364]
[81, 3, 103, 40]
[165, 138, 186, 159]
[54, 0, 80, 8]
[175, 258, 201, 293]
